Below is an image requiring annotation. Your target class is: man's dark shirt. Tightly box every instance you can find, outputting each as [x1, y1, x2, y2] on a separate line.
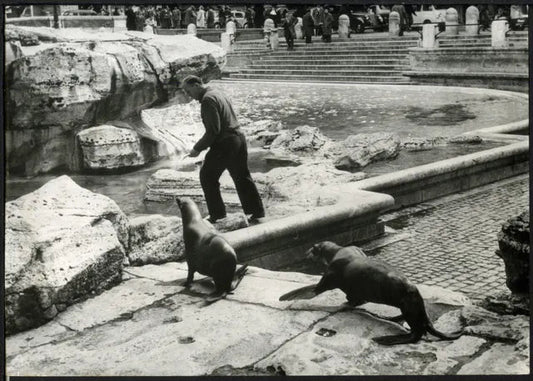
[193, 87, 240, 152]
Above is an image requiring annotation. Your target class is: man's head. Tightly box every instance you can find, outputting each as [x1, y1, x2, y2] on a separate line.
[181, 75, 205, 100]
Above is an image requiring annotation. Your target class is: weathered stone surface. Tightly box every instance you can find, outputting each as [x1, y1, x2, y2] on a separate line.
[331, 132, 401, 171]
[480, 291, 530, 315]
[447, 135, 483, 144]
[5, 175, 128, 334]
[5, 28, 226, 175]
[5, 24, 41, 46]
[4, 263, 530, 376]
[401, 136, 447, 151]
[457, 342, 529, 374]
[144, 168, 242, 209]
[128, 214, 184, 265]
[127, 213, 248, 266]
[254, 162, 365, 206]
[270, 126, 331, 156]
[77, 125, 148, 170]
[241, 119, 284, 148]
[496, 210, 529, 293]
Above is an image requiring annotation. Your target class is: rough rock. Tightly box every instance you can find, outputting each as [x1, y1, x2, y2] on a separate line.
[128, 215, 184, 265]
[5, 28, 226, 176]
[127, 213, 248, 265]
[331, 132, 401, 171]
[254, 162, 365, 207]
[496, 210, 529, 293]
[241, 119, 284, 148]
[480, 291, 529, 315]
[401, 136, 447, 152]
[5, 175, 128, 334]
[143, 169, 242, 209]
[77, 125, 150, 170]
[5, 25, 41, 46]
[270, 126, 331, 156]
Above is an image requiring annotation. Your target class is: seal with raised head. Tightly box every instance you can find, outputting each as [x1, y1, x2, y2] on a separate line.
[279, 241, 462, 345]
[176, 197, 247, 303]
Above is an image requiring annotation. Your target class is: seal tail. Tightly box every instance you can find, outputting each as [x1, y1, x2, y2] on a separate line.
[230, 264, 249, 291]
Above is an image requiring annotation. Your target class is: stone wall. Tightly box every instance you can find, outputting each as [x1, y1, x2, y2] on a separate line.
[406, 47, 528, 92]
[4, 25, 226, 176]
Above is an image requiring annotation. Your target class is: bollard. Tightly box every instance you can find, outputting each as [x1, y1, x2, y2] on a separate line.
[465, 5, 479, 35]
[270, 28, 279, 50]
[143, 25, 154, 34]
[491, 19, 508, 47]
[187, 23, 197, 35]
[221, 32, 232, 52]
[445, 7, 459, 35]
[295, 17, 303, 39]
[338, 14, 350, 39]
[389, 11, 400, 36]
[422, 23, 437, 48]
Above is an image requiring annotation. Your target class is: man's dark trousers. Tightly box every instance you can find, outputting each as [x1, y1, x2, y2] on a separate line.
[200, 131, 264, 220]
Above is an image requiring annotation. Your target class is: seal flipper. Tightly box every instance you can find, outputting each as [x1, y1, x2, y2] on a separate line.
[230, 264, 249, 291]
[205, 291, 228, 304]
[372, 332, 421, 346]
[279, 285, 319, 301]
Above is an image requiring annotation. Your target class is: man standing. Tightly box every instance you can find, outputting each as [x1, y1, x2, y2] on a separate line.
[282, 12, 298, 50]
[302, 8, 314, 43]
[180, 76, 265, 223]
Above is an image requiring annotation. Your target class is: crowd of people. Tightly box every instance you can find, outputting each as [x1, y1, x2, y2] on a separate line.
[124, 5, 264, 32]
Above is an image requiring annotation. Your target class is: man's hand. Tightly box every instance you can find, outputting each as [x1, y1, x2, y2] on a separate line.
[188, 148, 200, 157]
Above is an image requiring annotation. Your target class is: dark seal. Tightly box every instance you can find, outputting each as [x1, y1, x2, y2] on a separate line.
[176, 197, 247, 303]
[280, 241, 462, 345]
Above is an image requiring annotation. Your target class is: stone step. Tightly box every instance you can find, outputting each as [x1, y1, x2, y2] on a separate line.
[236, 40, 419, 47]
[260, 53, 411, 60]
[227, 73, 411, 83]
[235, 36, 420, 44]
[252, 59, 409, 66]
[235, 68, 408, 76]
[439, 42, 492, 47]
[247, 64, 410, 70]
[265, 50, 412, 57]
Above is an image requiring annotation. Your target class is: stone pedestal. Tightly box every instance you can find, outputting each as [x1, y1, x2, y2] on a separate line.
[422, 23, 437, 48]
[389, 11, 400, 36]
[187, 23, 197, 35]
[496, 211, 529, 294]
[226, 21, 236, 45]
[221, 32, 232, 52]
[338, 14, 350, 39]
[113, 16, 127, 32]
[295, 17, 303, 39]
[465, 5, 480, 35]
[264, 18, 275, 48]
[270, 29, 279, 50]
[445, 8, 459, 35]
[491, 20, 508, 47]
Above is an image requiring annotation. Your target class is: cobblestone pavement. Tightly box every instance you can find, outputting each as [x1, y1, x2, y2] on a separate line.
[369, 174, 529, 302]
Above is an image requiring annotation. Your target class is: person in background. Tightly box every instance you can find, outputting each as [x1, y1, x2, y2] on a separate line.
[180, 76, 265, 224]
[245, 5, 255, 28]
[478, 4, 491, 31]
[321, 7, 333, 42]
[160, 6, 171, 29]
[126, 6, 136, 30]
[405, 4, 417, 31]
[207, 6, 215, 28]
[135, 7, 145, 32]
[282, 11, 297, 50]
[302, 8, 314, 43]
[184, 5, 197, 27]
[197, 5, 206, 28]
[218, 6, 226, 28]
[171, 6, 181, 29]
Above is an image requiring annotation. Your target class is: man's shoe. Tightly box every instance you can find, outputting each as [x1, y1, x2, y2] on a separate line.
[205, 215, 226, 224]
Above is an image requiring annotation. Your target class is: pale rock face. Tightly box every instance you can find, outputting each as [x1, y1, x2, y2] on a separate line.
[77, 125, 146, 170]
[5, 175, 128, 334]
[5, 27, 226, 176]
[270, 125, 330, 155]
[331, 132, 401, 171]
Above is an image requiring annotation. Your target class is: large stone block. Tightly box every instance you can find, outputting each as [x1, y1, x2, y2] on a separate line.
[5, 175, 129, 334]
[5, 28, 226, 176]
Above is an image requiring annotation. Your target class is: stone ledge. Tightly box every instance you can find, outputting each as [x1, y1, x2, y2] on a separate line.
[405, 71, 528, 79]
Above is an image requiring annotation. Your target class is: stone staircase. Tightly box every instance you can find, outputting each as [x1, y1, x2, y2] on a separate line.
[223, 31, 528, 84]
[224, 36, 419, 84]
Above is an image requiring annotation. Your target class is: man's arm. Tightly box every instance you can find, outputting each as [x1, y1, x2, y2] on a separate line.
[192, 98, 221, 153]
